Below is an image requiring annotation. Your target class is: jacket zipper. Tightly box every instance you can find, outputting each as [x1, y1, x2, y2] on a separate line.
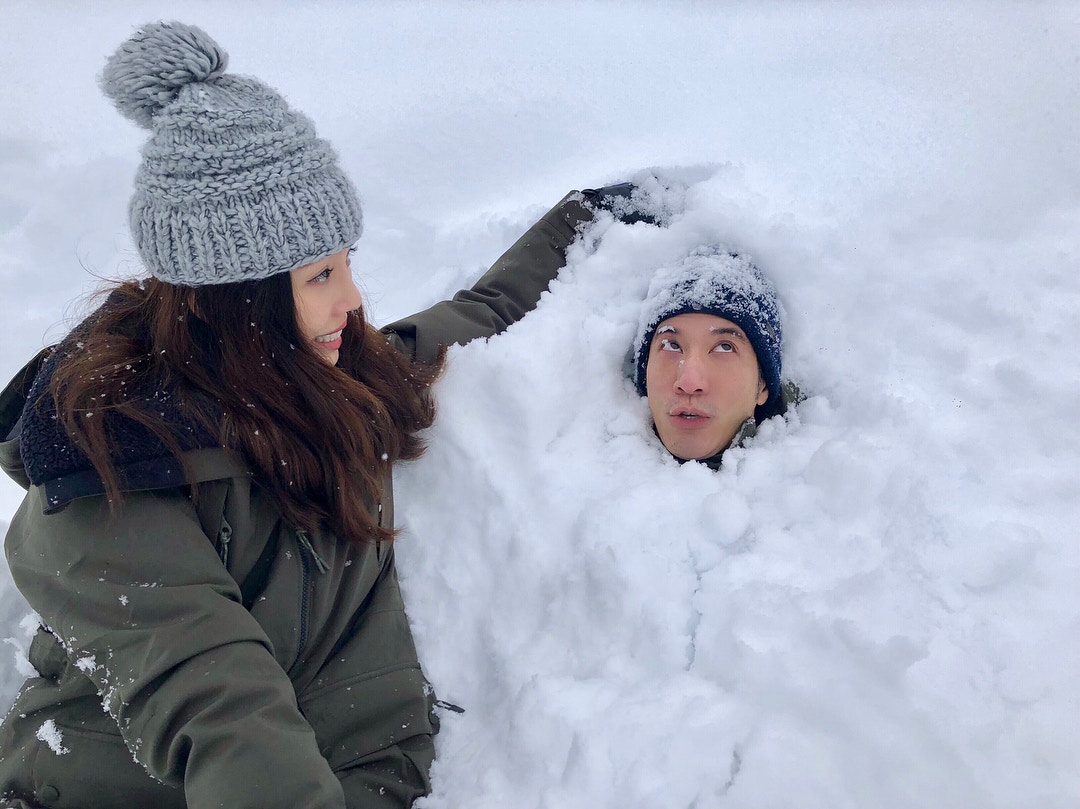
[296, 529, 330, 573]
[292, 529, 329, 670]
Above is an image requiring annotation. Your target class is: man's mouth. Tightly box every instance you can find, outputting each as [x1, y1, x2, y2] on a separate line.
[672, 407, 709, 420]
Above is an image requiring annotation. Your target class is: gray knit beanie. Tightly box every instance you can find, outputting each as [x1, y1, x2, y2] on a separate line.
[633, 247, 784, 403]
[100, 21, 363, 286]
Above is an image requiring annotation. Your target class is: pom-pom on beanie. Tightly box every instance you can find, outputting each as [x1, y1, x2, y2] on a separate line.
[100, 21, 363, 286]
[633, 247, 784, 404]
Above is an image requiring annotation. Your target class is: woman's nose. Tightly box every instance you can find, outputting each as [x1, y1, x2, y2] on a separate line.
[338, 272, 364, 315]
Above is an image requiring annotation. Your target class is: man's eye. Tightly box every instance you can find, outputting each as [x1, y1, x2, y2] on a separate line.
[659, 339, 681, 352]
[713, 341, 735, 353]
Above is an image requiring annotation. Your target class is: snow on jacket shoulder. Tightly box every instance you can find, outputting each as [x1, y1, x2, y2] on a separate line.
[0, 192, 590, 809]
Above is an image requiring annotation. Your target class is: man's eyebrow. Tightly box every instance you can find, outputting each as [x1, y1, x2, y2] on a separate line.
[711, 326, 747, 339]
[655, 325, 747, 339]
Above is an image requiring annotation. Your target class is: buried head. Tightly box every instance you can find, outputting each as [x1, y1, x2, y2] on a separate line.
[633, 248, 783, 459]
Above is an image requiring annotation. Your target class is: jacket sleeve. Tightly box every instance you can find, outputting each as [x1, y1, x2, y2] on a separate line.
[383, 191, 594, 363]
[5, 485, 346, 809]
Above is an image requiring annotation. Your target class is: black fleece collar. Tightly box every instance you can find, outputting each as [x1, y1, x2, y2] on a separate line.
[11, 344, 220, 512]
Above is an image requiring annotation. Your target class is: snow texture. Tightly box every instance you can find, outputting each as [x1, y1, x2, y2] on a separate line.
[0, 522, 36, 693]
[35, 719, 69, 756]
[76, 655, 97, 675]
[1, 3, 1077, 808]
[636, 248, 779, 342]
[1, 609, 40, 681]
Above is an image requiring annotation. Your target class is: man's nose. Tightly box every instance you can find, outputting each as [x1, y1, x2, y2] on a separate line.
[675, 354, 707, 394]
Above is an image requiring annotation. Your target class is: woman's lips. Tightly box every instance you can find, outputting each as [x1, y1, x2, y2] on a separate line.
[314, 321, 348, 350]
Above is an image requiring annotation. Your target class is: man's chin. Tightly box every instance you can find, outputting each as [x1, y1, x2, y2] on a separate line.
[662, 435, 727, 462]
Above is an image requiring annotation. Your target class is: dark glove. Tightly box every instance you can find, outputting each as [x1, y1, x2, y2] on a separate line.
[580, 182, 661, 226]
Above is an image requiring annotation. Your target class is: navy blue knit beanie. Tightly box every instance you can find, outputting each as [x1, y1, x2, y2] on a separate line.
[633, 247, 784, 403]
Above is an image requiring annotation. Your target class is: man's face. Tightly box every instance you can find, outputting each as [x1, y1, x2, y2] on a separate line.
[645, 313, 769, 461]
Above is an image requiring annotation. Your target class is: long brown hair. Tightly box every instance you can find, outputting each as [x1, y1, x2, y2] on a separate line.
[48, 271, 442, 544]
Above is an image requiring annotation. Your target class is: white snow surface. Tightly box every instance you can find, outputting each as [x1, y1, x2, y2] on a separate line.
[1, 3, 1077, 808]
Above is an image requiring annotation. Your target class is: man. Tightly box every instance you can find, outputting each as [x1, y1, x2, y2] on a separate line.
[628, 247, 796, 466]
[583, 181, 798, 466]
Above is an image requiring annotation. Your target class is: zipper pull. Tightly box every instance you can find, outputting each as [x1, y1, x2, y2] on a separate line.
[218, 517, 233, 567]
[376, 502, 383, 561]
[295, 529, 330, 574]
[434, 699, 465, 714]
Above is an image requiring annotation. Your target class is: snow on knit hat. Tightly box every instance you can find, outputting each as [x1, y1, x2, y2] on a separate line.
[99, 21, 363, 286]
[632, 247, 784, 403]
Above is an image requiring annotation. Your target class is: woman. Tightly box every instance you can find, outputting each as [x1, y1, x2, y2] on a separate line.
[0, 21, 592, 809]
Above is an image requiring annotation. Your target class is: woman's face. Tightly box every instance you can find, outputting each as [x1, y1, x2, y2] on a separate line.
[290, 248, 363, 365]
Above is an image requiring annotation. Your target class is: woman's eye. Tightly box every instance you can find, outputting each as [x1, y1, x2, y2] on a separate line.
[312, 268, 332, 283]
[713, 341, 735, 353]
[659, 339, 681, 352]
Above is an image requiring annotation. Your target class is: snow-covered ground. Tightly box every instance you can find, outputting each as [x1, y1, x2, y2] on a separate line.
[1, 3, 1077, 807]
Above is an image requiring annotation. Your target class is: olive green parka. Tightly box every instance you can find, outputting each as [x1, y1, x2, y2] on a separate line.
[0, 194, 591, 809]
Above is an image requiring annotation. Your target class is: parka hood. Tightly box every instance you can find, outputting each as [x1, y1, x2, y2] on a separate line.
[0, 347, 49, 491]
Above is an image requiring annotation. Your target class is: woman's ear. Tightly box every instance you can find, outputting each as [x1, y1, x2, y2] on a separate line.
[756, 375, 769, 406]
